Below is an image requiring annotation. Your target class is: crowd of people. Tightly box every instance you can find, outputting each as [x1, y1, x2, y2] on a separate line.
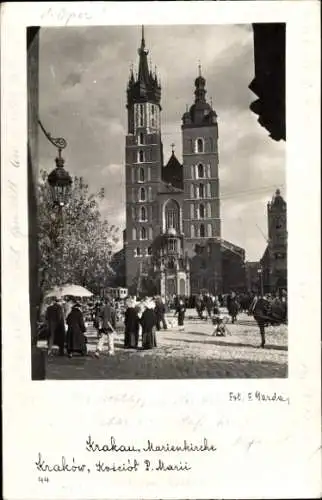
[41, 288, 287, 357]
[41, 294, 187, 358]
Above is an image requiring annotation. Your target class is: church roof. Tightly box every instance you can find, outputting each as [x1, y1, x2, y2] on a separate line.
[161, 151, 183, 190]
[220, 239, 245, 258]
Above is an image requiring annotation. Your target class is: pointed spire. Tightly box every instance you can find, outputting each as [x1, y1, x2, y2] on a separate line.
[194, 64, 206, 103]
[171, 143, 175, 155]
[127, 26, 161, 107]
[137, 25, 149, 84]
[198, 60, 202, 77]
[141, 25, 145, 50]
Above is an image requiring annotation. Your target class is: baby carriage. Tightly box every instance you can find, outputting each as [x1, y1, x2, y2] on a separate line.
[212, 314, 231, 336]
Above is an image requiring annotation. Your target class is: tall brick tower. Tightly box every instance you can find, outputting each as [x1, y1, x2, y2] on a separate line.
[125, 27, 163, 294]
[181, 66, 222, 293]
[267, 189, 287, 290]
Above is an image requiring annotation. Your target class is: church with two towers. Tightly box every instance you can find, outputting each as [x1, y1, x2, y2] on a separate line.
[121, 27, 246, 297]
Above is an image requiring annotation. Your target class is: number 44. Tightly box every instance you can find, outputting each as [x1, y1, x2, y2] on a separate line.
[38, 477, 49, 483]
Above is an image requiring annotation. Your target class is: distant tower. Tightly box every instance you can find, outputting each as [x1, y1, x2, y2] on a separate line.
[267, 189, 287, 290]
[181, 66, 222, 293]
[125, 26, 163, 294]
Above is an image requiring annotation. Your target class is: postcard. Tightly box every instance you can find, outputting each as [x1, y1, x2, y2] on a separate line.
[1, 1, 321, 499]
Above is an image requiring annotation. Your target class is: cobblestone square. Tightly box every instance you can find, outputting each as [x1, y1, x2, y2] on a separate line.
[44, 311, 288, 379]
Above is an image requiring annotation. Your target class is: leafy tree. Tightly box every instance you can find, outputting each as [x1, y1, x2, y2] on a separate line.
[38, 170, 120, 298]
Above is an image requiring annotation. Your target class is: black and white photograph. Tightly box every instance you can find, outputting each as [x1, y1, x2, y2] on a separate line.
[29, 23, 288, 380]
[2, 2, 321, 499]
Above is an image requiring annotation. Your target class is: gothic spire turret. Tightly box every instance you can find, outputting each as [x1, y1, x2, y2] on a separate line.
[137, 25, 150, 85]
[194, 63, 207, 103]
[182, 65, 217, 128]
[127, 26, 161, 108]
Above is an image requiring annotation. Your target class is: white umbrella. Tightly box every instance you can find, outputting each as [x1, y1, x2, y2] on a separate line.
[45, 284, 93, 298]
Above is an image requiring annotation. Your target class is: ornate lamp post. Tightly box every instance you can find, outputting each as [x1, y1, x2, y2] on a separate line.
[38, 119, 72, 207]
[38, 119, 72, 285]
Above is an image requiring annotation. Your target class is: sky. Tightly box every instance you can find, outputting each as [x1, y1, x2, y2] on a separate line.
[38, 25, 286, 261]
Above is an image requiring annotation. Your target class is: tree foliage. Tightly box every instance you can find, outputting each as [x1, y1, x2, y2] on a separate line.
[38, 170, 120, 298]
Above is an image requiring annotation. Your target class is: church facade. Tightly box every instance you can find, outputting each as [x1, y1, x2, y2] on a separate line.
[123, 28, 245, 297]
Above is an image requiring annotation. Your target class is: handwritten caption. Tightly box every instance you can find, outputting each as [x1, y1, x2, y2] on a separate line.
[229, 391, 290, 404]
[35, 435, 217, 482]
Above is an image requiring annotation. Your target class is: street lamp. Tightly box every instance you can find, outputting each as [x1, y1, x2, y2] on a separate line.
[38, 119, 72, 206]
[38, 119, 72, 285]
[48, 156, 72, 208]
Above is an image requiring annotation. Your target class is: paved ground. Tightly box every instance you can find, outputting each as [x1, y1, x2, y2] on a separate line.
[40, 310, 288, 379]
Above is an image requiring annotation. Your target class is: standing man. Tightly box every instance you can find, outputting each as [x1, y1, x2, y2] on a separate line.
[250, 294, 271, 348]
[227, 291, 239, 324]
[154, 296, 167, 331]
[204, 292, 213, 320]
[95, 298, 116, 357]
[195, 293, 203, 319]
[46, 297, 66, 356]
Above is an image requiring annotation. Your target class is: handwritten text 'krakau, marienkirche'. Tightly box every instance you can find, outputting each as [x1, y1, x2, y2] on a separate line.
[35, 436, 217, 480]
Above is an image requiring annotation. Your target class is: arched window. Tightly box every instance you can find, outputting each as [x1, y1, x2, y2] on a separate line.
[140, 227, 147, 240]
[198, 163, 205, 178]
[164, 199, 180, 232]
[199, 183, 205, 199]
[139, 132, 144, 145]
[139, 104, 144, 127]
[196, 138, 204, 153]
[199, 204, 205, 219]
[138, 167, 145, 182]
[138, 150, 144, 163]
[140, 206, 147, 221]
[147, 246, 152, 256]
[136, 247, 141, 257]
[200, 224, 205, 238]
[150, 105, 156, 127]
[139, 187, 146, 202]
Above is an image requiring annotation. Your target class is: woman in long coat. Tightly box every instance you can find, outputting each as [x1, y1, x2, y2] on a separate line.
[140, 300, 157, 350]
[45, 298, 66, 356]
[124, 300, 140, 349]
[227, 292, 239, 324]
[66, 301, 87, 358]
[175, 298, 186, 331]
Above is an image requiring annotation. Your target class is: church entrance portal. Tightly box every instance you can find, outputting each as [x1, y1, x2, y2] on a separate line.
[179, 278, 185, 296]
[167, 278, 176, 297]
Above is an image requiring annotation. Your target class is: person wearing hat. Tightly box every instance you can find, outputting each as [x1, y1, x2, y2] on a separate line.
[66, 299, 87, 358]
[94, 297, 116, 357]
[174, 297, 186, 332]
[124, 298, 140, 349]
[45, 297, 66, 356]
[140, 298, 157, 350]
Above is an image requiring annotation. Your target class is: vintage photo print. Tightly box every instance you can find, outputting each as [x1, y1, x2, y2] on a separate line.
[1, 2, 321, 499]
[30, 22, 288, 380]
